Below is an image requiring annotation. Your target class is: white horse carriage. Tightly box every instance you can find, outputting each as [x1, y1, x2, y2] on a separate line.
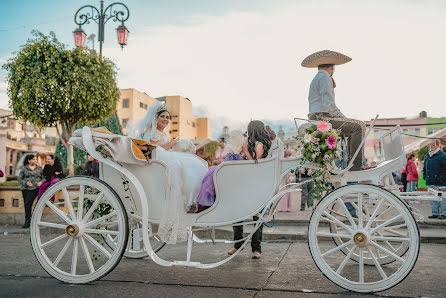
[30, 118, 445, 293]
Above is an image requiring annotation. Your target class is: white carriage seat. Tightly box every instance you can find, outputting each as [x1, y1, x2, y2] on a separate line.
[196, 156, 279, 225]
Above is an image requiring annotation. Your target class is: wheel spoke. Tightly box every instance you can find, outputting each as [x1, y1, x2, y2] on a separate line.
[82, 193, 104, 224]
[371, 236, 410, 242]
[338, 197, 357, 229]
[375, 205, 392, 220]
[62, 187, 76, 220]
[336, 246, 356, 274]
[45, 201, 71, 224]
[321, 240, 353, 257]
[71, 238, 79, 275]
[365, 198, 385, 229]
[358, 247, 364, 283]
[371, 241, 405, 263]
[78, 185, 84, 221]
[85, 228, 119, 235]
[38, 221, 66, 229]
[358, 193, 363, 228]
[316, 232, 352, 239]
[84, 233, 112, 258]
[41, 234, 67, 248]
[369, 214, 403, 234]
[80, 237, 95, 273]
[367, 247, 387, 280]
[322, 211, 353, 233]
[382, 228, 407, 237]
[84, 211, 117, 228]
[53, 237, 73, 267]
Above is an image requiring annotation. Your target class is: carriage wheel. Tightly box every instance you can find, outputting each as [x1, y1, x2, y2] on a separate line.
[308, 184, 419, 293]
[30, 176, 128, 284]
[329, 198, 409, 266]
[103, 215, 166, 259]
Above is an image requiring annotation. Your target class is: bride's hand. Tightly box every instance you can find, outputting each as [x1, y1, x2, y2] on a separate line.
[168, 138, 178, 148]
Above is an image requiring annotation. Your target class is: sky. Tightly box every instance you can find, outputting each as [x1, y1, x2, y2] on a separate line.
[1, 0, 446, 137]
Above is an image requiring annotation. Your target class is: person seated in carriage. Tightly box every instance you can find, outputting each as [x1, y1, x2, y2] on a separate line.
[126, 101, 208, 244]
[301, 50, 367, 171]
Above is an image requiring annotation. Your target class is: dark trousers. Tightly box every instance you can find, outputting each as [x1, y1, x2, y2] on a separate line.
[301, 179, 314, 209]
[233, 216, 263, 253]
[22, 189, 38, 220]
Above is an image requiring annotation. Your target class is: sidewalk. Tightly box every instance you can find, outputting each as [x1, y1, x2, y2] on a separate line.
[3, 201, 445, 243]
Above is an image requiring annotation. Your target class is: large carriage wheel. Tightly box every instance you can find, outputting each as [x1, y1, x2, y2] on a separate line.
[30, 177, 128, 284]
[308, 184, 419, 293]
[329, 197, 409, 265]
[103, 215, 166, 259]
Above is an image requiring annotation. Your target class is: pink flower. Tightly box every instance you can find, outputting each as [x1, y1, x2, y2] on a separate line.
[323, 154, 330, 161]
[325, 135, 337, 149]
[311, 153, 317, 160]
[317, 121, 330, 133]
[312, 137, 320, 144]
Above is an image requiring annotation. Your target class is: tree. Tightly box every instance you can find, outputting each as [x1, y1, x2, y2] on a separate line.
[3, 31, 120, 174]
[416, 145, 429, 161]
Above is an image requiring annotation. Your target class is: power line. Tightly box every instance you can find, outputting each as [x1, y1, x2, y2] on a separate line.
[367, 121, 446, 127]
[0, 16, 71, 33]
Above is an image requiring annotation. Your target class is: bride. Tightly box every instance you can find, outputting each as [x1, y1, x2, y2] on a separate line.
[127, 101, 208, 244]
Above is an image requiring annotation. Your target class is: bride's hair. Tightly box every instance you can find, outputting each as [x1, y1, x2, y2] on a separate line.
[157, 109, 170, 119]
[247, 120, 271, 159]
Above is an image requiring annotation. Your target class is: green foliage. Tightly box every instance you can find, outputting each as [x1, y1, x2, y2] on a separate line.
[416, 145, 429, 161]
[3, 30, 120, 129]
[0, 180, 20, 187]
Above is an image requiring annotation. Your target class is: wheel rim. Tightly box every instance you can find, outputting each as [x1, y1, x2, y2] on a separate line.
[308, 184, 419, 293]
[30, 177, 128, 284]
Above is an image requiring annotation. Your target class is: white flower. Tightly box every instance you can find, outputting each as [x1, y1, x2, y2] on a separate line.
[304, 133, 312, 143]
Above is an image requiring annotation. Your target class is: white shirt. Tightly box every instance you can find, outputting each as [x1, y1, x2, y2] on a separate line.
[308, 70, 345, 118]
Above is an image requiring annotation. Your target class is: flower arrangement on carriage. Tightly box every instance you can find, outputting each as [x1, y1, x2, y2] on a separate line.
[295, 121, 340, 200]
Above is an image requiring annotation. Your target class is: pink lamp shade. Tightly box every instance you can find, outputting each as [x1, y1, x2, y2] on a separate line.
[116, 24, 129, 48]
[74, 27, 86, 47]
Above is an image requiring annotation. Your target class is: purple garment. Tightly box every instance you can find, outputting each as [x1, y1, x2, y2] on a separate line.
[38, 177, 59, 202]
[196, 166, 217, 207]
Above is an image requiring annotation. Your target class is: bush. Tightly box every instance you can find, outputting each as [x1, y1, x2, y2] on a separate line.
[6, 176, 18, 181]
[0, 180, 20, 187]
[63, 168, 70, 177]
[75, 164, 85, 176]
[416, 145, 429, 161]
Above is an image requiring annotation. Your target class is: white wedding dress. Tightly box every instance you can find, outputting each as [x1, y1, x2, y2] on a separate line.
[126, 102, 208, 244]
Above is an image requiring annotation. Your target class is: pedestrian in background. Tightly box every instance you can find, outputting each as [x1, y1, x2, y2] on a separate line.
[38, 155, 64, 202]
[83, 155, 99, 178]
[18, 154, 43, 228]
[406, 154, 418, 192]
[423, 140, 446, 219]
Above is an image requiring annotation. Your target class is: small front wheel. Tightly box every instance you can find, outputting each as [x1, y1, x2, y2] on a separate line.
[30, 176, 129, 284]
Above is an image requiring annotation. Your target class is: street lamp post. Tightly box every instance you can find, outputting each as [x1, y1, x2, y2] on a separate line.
[74, 0, 130, 57]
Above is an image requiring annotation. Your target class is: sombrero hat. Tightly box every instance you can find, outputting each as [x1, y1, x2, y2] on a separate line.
[301, 50, 351, 68]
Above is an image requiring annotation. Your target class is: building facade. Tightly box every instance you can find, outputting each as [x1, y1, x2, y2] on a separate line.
[117, 89, 212, 140]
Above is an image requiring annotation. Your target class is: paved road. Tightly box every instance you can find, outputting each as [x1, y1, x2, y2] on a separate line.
[1, 234, 445, 297]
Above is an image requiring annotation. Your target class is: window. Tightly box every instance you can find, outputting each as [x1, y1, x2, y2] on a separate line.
[427, 127, 442, 135]
[122, 99, 129, 108]
[12, 199, 19, 207]
[0, 199, 4, 207]
[171, 115, 178, 118]
[140, 102, 144, 108]
[143, 104, 148, 110]
[122, 119, 129, 128]
[402, 128, 420, 138]
[58, 199, 65, 207]
[192, 122, 196, 128]
[172, 121, 178, 125]
[171, 129, 178, 132]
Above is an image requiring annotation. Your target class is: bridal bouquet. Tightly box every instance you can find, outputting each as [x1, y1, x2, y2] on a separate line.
[295, 121, 341, 200]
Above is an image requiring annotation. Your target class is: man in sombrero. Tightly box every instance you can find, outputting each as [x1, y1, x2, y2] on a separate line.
[301, 50, 366, 171]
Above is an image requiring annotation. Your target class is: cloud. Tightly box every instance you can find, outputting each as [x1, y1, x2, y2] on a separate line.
[102, 0, 446, 126]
